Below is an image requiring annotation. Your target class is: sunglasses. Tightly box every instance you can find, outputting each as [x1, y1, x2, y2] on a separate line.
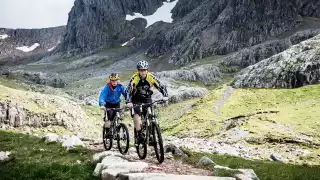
[138, 69, 147, 72]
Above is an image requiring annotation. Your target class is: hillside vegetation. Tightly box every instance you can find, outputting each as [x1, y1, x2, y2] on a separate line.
[0, 131, 97, 180]
[162, 85, 320, 140]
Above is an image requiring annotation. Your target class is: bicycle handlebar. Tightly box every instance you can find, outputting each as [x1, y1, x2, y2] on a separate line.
[133, 99, 166, 107]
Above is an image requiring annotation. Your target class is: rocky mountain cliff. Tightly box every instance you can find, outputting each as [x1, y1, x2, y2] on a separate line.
[234, 34, 320, 88]
[0, 26, 65, 65]
[59, 0, 320, 65]
[60, 0, 167, 54]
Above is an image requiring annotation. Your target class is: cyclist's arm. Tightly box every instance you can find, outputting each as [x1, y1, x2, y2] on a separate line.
[125, 76, 135, 103]
[120, 85, 127, 101]
[98, 86, 108, 107]
[150, 73, 168, 97]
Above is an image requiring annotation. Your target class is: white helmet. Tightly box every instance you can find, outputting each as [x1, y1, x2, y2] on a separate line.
[136, 60, 149, 70]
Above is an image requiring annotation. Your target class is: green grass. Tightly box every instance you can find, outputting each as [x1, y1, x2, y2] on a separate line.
[180, 148, 320, 180]
[81, 105, 103, 120]
[0, 77, 31, 91]
[0, 130, 98, 180]
[167, 84, 320, 139]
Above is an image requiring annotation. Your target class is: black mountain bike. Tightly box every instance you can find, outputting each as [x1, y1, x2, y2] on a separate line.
[102, 107, 129, 155]
[133, 100, 166, 164]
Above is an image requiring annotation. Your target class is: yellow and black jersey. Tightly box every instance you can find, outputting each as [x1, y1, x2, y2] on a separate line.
[125, 72, 168, 103]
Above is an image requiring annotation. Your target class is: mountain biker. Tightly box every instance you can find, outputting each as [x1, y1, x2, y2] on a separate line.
[99, 73, 126, 136]
[126, 60, 169, 145]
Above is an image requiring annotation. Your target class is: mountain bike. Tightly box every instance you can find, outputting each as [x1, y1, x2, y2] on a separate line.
[102, 107, 129, 155]
[133, 100, 166, 164]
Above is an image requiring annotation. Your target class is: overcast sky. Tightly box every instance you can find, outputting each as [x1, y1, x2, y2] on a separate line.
[0, 0, 75, 29]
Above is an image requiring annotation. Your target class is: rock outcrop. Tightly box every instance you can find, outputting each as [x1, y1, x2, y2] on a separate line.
[43, 133, 85, 151]
[221, 29, 320, 72]
[0, 85, 101, 138]
[155, 64, 222, 85]
[151, 78, 209, 103]
[233, 34, 320, 88]
[60, 0, 320, 65]
[60, 0, 167, 54]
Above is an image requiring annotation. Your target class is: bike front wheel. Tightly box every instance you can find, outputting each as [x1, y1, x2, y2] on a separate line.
[151, 121, 164, 163]
[117, 123, 130, 155]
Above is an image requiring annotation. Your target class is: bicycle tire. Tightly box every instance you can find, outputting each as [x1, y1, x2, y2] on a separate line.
[117, 123, 130, 155]
[151, 121, 164, 163]
[103, 127, 113, 150]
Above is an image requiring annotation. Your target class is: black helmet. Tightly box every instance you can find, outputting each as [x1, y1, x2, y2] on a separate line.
[109, 73, 120, 81]
[137, 60, 149, 70]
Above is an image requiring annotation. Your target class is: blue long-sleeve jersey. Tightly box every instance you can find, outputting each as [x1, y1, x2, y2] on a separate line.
[98, 83, 126, 106]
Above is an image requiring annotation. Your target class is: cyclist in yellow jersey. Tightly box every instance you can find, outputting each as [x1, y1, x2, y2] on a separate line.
[126, 60, 168, 144]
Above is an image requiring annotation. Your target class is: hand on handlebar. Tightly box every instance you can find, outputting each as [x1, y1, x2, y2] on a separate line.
[100, 106, 106, 110]
[127, 103, 133, 109]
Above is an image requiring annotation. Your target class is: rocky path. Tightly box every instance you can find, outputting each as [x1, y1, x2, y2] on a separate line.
[89, 144, 212, 176]
[89, 143, 259, 180]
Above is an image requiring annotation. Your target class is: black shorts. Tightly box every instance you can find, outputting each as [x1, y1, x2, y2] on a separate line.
[104, 102, 120, 121]
[131, 98, 152, 117]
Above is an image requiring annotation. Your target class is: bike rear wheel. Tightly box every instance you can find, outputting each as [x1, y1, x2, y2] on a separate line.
[103, 127, 113, 150]
[135, 128, 147, 159]
[117, 123, 130, 155]
[151, 121, 164, 163]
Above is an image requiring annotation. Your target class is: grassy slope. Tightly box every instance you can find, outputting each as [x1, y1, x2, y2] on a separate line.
[0, 131, 97, 180]
[165, 85, 320, 140]
[180, 148, 320, 180]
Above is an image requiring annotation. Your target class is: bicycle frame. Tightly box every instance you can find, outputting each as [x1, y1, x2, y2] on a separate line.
[132, 100, 163, 143]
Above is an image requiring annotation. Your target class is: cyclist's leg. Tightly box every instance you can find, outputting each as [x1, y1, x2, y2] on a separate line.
[131, 103, 143, 143]
[105, 102, 119, 133]
[133, 114, 142, 131]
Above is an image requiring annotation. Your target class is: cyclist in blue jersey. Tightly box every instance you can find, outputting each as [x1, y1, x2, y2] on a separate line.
[99, 73, 126, 136]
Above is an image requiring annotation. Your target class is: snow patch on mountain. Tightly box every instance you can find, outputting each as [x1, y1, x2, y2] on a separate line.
[0, 34, 9, 40]
[16, 43, 40, 52]
[48, 46, 56, 51]
[121, 37, 136, 46]
[125, 0, 179, 28]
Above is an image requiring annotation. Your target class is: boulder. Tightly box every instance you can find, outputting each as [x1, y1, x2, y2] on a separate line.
[198, 156, 216, 166]
[93, 151, 123, 163]
[164, 143, 185, 155]
[101, 162, 148, 180]
[234, 169, 260, 180]
[270, 154, 284, 163]
[61, 135, 85, 151]
[169, 86, 209, 103]
[44, 133, 59, 143]
[214, 165, 232, 171]
[0, 151, 11, 163]
[93, 155, 128, 176]
[214, 165, 260, 180]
